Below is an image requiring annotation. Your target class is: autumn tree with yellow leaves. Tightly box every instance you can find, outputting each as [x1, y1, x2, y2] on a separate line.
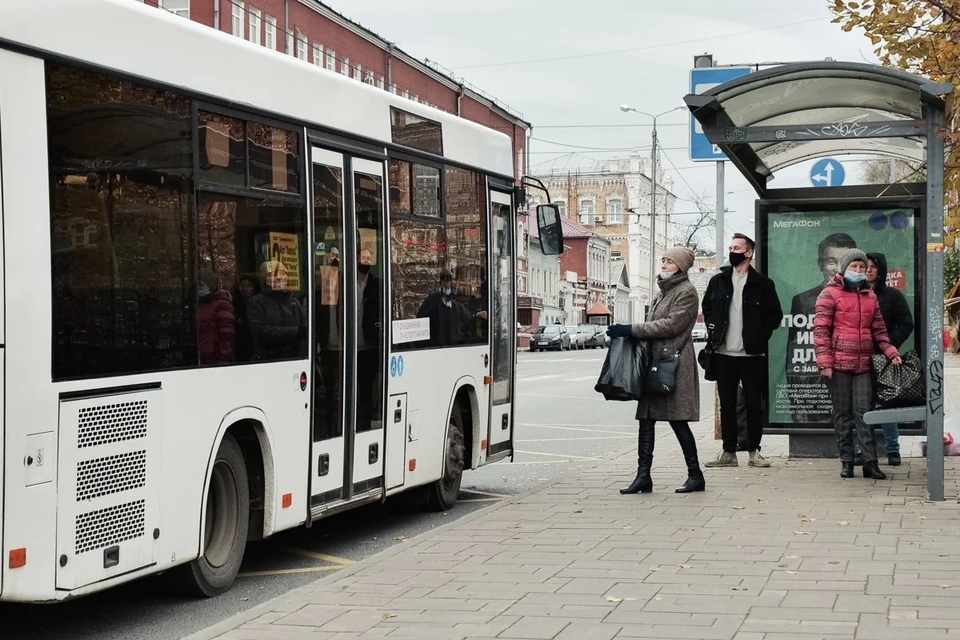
[831, 0, 958, 238]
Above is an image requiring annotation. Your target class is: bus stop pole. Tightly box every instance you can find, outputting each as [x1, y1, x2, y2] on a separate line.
[925, 103, 946, 501]
[716, 161, 725, 259]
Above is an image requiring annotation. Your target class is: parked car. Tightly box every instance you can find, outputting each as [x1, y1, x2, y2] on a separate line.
[566, 325, 587, 350]
[530, 325, 570, 351]
[579, 324, 605, 348]
[692, 322, 708, 342]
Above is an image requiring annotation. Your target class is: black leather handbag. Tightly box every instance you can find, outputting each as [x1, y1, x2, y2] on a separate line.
[645, 350, 679, 395]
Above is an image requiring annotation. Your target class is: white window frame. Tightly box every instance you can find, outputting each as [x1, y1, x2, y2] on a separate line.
[264, 16, 276, 50]
[364, 70, 374, 85]
[231, 1, 243, 37]
[579, 198, 595, 225]
[160, 0, 189, 18]
[312, 43, 323, 66]
[248, 8, 260, 45]
[341, 56, 350, 76]
[286, 31, 293, 55]
[553, 199, 566, 218]
[401, 89, 409, 99]
[352, 63, 362, 81]
[296, 35, 307, 61]
[376, 75, 385, 90]
[389, 83, 397, 94]
[325, 49, 336, 70]
[606, 198, 622, 224]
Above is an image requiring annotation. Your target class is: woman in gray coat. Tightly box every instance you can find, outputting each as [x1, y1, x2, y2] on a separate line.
[606, 246, 703, 494]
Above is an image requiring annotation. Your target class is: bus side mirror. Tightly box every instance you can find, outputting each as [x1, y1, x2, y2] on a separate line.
[536, 204, 564, 256]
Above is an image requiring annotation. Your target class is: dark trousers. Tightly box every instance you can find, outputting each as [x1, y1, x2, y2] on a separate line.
[715, 354, 765, 454]
[638, 419, 701, 475]
[828, 371, 877, 463]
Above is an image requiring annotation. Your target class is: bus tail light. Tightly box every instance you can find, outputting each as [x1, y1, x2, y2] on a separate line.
[282, 493, 292, 508]
[483, 375, 492, 385]
[480, 439, 487, 450]
[408, 458, 416, 471]
[9, 548, 26, 569]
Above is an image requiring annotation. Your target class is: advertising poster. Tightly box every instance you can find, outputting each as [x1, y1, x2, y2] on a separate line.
[268, 231, 301, 291]
[766, 208, 916, 426]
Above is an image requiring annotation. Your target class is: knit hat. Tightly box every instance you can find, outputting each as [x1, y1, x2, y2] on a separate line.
[662, 245, 695, 272]
[198, 267, 219, 292]
[838, 248, 868, 275]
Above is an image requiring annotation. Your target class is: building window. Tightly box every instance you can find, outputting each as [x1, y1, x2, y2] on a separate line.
[341, 57, 350, 76]
[352, 63, 362, 81]
[231, 1, 243, 37]
[47, 63, 196, 379]
[389, 83, 397, 94]
[579, 199, 595, 225]
[376, 75, 385, 90]
[312, 43, 323, 65]
[401, 89, 409, 99]
[286, 31, 293, 55]
[296, 36, 307, 61]
[553, 199, 566, 218]
[364, 70, 375, 85]
[325, 49, 336, 70]
[159, 0, 189, 18]
[607, 198, 622, 224]
[248, 8, 261, 45]
[265, 16, 276, 50]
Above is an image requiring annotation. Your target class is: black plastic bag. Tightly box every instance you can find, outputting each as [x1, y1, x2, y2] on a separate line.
[595, 338, 650, 401]
[872, 350, 924, 409]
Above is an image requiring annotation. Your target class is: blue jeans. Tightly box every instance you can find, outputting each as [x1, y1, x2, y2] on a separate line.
[879, 423, 900, 453]
[858, 423, 900, 455]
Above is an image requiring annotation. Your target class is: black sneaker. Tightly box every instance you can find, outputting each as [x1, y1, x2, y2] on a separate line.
[888, 452, 901, 466]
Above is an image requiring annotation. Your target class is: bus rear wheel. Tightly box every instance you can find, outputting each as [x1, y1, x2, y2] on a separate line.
[425, 408, 465, 511]
[173, 433, 249, 597]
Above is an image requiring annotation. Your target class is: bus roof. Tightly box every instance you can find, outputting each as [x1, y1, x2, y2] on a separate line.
[0, 0, 514, 178]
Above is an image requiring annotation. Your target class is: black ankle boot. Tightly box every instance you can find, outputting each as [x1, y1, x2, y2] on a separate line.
[863, 461, 887, 480]
[620, 472, 653, 494]
[621, 421, 655, 494]
[840, 461, 854, 478]
[675, 473, 705, 493]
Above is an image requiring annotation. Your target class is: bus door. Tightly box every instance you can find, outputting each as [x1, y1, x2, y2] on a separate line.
[486, 189, 516, 458]
[309, 147, 386, 512]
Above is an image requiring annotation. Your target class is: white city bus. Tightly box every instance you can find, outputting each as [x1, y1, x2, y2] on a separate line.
[0, 0, 562, 602]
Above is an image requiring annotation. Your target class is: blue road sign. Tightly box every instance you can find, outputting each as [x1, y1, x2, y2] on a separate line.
[809, 158, 845, 187]
[689, 66, 752, 161]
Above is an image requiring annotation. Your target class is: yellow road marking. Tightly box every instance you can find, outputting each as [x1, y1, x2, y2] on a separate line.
[278, 547, 355, 565]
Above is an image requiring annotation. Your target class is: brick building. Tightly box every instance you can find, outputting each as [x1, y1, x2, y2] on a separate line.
[557, 217, 611, 326]
[136, 0, 530, 183]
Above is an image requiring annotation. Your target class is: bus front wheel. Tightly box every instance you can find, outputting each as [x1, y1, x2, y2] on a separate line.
[425, 408, 465, 511]
[173, 433, 250, 597]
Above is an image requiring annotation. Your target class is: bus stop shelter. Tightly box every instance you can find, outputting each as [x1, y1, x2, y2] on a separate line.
[685, 61, 953, 500]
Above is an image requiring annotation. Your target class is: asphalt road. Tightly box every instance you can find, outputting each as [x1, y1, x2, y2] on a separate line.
[2, 345, 714, 640]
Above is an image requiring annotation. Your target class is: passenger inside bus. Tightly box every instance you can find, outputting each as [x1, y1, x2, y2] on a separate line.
[356, 247, 382, 429]
[247, 260, 307, 361]
[315, 246, 344, 440]
[197, 267, 236, 366]
[417, 268, 486, 346]
[233, 273, 261, 363]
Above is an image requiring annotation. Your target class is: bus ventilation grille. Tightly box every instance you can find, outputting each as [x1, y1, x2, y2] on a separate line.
[75, 499, 146, 555]
[77, 400, 148, 449]
[76, 451, 147, 502]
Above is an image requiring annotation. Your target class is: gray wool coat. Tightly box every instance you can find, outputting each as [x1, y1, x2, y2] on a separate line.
[631, 272, 701, 422]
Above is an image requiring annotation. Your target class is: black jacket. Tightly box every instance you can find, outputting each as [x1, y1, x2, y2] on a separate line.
[702, 266, 783, 355]
[866, 252, 913, 349]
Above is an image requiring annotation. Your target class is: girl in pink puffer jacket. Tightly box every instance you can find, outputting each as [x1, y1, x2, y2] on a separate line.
[813, 248, 901, 480]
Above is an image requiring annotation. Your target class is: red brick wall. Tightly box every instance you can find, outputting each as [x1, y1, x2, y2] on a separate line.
[559, 238, 587, 280]
[180, 1, 526, 180]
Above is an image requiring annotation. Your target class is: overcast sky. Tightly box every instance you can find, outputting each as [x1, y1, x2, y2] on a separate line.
[326, 0, 879, 248]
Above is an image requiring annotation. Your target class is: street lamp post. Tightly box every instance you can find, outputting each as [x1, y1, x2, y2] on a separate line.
[620, 104, 685, 308]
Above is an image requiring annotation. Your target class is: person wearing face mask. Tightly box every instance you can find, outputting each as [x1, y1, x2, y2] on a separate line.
[702, 234, 784, 469]
[197, 267, 235, 365]
[417, 268, 475, 347]
[605, 246, 705, 495]
[247, 260, 307, 361]
[813, 249, 902, 480]
[356, 247, 383, 429]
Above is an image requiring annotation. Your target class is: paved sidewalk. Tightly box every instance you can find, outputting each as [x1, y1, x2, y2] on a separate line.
[188, 421, 960, 640]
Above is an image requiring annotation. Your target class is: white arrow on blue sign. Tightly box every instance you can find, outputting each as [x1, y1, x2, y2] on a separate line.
[689, 66, 752, 162]
[809, 158, 846, 187]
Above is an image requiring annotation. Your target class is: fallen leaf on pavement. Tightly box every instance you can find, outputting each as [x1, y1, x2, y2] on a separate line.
[938, 584, 952, 589]
[837, 521, 849, 526]
[793, 531, 811, 536]
[605, 597, 622, 603]
[381, 613, 397, 619]
[733, 505, 745, 511]
[676, 564, 692, 569]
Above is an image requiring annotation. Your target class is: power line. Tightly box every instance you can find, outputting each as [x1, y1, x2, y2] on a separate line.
[451, 18, 823, 70]
[535, 123, 690, 129]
